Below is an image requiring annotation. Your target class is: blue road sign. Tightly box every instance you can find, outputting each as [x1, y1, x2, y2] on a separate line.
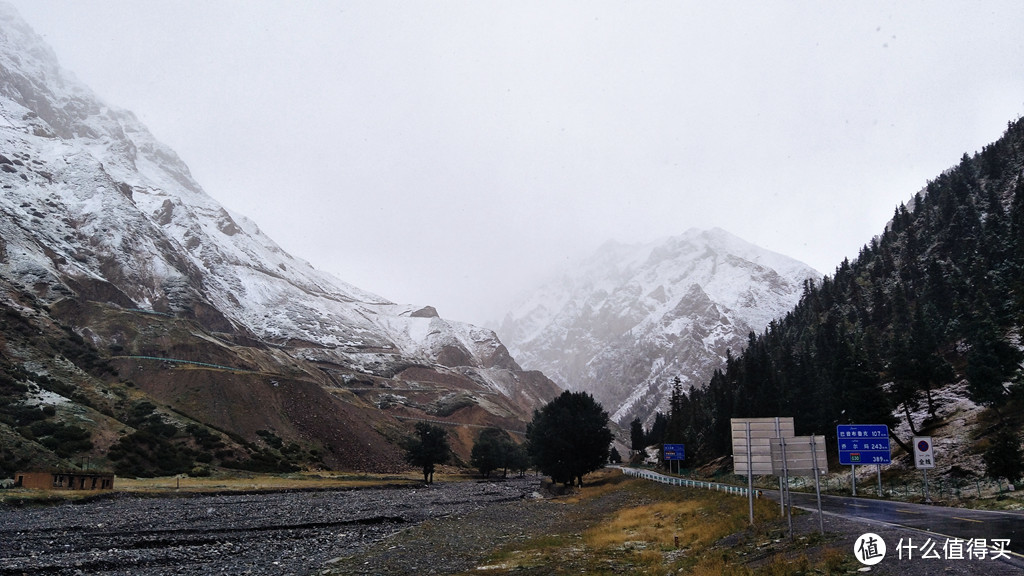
[663, 443, 685, 461]
[837, 425, 891, 465]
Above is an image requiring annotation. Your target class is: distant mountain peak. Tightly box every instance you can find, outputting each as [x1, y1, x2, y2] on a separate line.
[495, 228, 819, 425]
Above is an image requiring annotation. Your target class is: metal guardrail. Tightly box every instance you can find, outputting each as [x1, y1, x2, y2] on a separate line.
[620, 467, 758, 497]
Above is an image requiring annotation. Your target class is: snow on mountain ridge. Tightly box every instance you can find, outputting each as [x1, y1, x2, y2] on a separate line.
[0, 3, 531, 391]
[496, 228, 820, 425]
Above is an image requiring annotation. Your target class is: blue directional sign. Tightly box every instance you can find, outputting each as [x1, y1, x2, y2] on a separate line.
[837, 425, 891, 465]
[663, 443, 685, 461]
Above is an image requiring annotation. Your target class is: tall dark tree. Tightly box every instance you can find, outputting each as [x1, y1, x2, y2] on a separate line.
[629, 416, 645, 454]
[508, 442, 531, 477]
[837, 336, 895, 429]
[983, 428, 1024, 488]
[646, 412, 668, 446]
[907, 304, 955, 419]
[665, 376, 686, 444]
[403, 422, 451, 484]
[526, 391, 613, 487]
[965, 314, 1022, 421]
[470, 427, 515, 478]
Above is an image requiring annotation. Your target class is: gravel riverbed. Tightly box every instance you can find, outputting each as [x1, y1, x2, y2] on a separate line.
[0, 478, 540, 575]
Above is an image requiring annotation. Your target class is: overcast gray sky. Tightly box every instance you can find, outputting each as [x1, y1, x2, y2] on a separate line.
[9, 1, 1024, 325]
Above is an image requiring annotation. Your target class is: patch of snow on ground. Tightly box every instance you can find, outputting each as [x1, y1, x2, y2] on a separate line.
[22, 385, 71, 407]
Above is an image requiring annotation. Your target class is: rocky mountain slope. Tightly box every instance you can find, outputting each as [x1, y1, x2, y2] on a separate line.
[0, 3, 558, 477]
[495, 228, 820, 426]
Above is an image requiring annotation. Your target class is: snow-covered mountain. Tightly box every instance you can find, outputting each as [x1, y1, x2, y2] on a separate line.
[0, 3, 556, 472]
[0, 3, 507, 373]
[495, 228, 820, 426]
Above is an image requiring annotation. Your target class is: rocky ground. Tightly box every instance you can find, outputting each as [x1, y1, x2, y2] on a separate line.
[0, 478, 538, 575]
[2, 473, 1022, 575]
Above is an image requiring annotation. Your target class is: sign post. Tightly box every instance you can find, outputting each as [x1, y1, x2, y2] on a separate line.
[745, 423, 753, 524]
[811, 437, 825, 535]
[913, 436, 935, 502]
[731, 417, 794, 525]
[771, 434, 828, 537]
[663, 443, 685, 475]
[837, 425, 891, 497]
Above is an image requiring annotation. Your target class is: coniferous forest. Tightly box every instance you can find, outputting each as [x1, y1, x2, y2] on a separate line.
[669, 117, 1024, 463]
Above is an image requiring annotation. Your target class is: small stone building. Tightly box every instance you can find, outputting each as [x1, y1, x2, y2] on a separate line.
[14, 471, 115, 490]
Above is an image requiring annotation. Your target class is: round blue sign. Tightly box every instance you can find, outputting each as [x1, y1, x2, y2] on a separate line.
[917, 440, 930, 452]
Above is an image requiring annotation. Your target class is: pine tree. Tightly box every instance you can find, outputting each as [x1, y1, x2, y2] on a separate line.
[526, 391, 613, 487]
[403, 422, 451, 484]
[470, 427, 515, 478]
[983, 428, 1023, 487]
[629, 417, 645, 454]
[965, 314, 1022, 420]
[666, 376, 685, 442]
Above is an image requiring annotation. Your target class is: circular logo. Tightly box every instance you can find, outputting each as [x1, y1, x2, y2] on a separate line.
[854, 532, 886, 566]
[917, 440, 930, 452]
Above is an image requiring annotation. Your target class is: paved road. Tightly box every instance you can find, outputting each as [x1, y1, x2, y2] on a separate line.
[773, 488, 1024, 565]
[622, 467, 1024, 570]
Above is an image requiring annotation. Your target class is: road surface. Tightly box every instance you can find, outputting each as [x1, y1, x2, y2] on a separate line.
[622, 467, 1024, 570]
[776, 487, 1024, 567]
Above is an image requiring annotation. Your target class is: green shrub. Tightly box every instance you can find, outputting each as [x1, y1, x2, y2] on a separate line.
[108, 429, 195, 477]
[221, 448, 299, 473]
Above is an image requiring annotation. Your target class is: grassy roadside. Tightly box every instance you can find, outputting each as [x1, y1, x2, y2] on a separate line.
[464, 469, 852, 575]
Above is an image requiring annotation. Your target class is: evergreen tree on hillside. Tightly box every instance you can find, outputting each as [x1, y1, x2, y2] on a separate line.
[675, 117, 1024, 463]
[629, 417, 645, 453]
[665, 376, 686, 445]
[983, 427, 1023, 487]
[646, 411, 668, 446]
[965, 313, 1022, 420]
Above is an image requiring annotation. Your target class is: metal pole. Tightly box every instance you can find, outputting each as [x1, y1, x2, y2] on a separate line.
[877, 464, 883, 497]
[781, 435, 793, 539]
[923, 469, 931, 502]
[778, 477, 784, 517]
[811, 436, 824, 535]
[851, 464, 856, 497]
[775, 418, 785, 518]
[746, 422, 754, 525]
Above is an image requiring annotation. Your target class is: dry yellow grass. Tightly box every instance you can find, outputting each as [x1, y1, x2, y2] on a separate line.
[0, 470, 428, 504]
[467, 469, 852, 576]
[585, 499, 734, 551]
[581, 481, 779, 573]
[115, 471, 421, 493]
